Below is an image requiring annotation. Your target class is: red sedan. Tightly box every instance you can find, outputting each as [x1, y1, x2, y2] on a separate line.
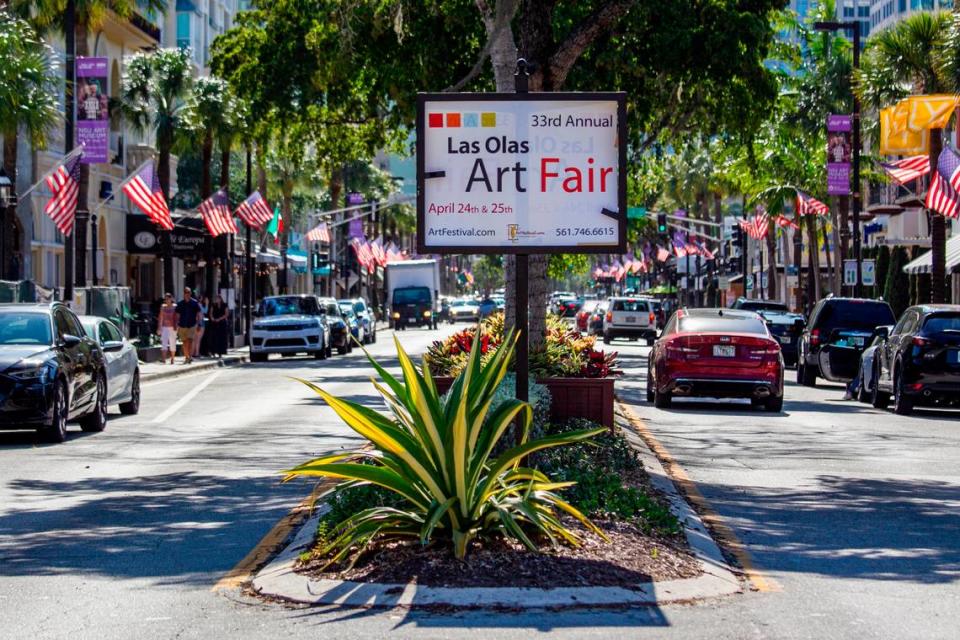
[646, 308, 784, 412]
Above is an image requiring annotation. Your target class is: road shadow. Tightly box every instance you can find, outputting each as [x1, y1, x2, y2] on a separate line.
[695, 474, 960, 585]
[0, 471, 310, 586]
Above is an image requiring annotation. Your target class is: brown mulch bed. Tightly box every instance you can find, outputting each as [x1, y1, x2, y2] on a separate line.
[297, 519, 701, 589]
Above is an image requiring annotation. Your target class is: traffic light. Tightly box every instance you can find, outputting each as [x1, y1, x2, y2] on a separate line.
[732, 225, 743, 247]
[656, 212, 667, 234]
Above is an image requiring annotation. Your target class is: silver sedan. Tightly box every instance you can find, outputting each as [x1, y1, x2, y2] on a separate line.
[79, 316, 140, 415]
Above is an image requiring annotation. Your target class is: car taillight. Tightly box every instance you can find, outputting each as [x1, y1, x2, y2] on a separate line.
[913, 336, 931, 347]
[810, 329, 820, 346]
[606, 311, 613, 322]
[649, 312, 656, 325]
[665, 337, 699, 359]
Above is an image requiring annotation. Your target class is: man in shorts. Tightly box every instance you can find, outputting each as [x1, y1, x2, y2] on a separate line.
[174, 287, 203, 364]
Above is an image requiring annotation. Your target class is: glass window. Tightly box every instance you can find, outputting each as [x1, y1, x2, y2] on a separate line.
[817, 301, 896, 332]
[260, 296, 319, 316]
[611, 299, 648, 312]
[679, 315, 768, 335]
[54, 309, 73, 338]
[921, 313, 960, 334]
[98, 322, 112, 344]
[0, 312, 53, 345]
[393, 287, 431, 304]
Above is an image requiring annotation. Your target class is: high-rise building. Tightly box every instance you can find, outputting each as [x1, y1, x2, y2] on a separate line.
[870, 0, 955, 34]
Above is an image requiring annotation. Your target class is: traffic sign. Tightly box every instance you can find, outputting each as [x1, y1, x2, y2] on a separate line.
[627, 207, 646, 219]
[843, 259, 858, 286]
[862, 259, 876, 286]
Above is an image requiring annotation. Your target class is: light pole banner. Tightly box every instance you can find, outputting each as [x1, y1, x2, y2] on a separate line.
[75, 57, 109, 164]
[827, 114, 851, 195]
[416, 92, 626, 254]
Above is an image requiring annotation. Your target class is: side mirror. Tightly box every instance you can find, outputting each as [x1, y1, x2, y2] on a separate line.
[793, 318, 805, 331]
[873, 325, 890, 341]
[60, 334, 82, 348]
[102, 340, 124, 352]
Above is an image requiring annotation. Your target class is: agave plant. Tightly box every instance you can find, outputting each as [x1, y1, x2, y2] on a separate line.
[284, 328, 606, 563]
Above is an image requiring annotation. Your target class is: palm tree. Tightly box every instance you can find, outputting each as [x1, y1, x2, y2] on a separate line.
[0, 11, 60, 278]
[119, 48, 194, 295]
[856, 11, 953, 304]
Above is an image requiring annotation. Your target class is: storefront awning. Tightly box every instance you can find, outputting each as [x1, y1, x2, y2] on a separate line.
[255, 248, 308, 266]
[903, 234, 960, 275]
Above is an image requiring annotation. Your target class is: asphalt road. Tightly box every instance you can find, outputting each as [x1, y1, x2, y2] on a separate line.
[1, 326, 958, 639]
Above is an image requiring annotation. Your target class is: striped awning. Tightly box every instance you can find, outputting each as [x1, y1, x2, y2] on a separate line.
[903, 234, 960, 274]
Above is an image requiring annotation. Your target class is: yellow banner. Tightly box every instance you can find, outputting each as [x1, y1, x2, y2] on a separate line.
[889, 95, 958, 134]
[880, 106, 930, 155]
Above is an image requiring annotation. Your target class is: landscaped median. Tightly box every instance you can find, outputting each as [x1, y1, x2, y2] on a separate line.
[248, 327, 740, 608]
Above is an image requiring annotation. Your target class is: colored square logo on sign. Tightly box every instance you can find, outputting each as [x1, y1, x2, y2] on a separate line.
[446, 113, 461, 127]
[428, 113, 444, 128]
[481, 112, 496, 127]
[462, 113, 479, 128]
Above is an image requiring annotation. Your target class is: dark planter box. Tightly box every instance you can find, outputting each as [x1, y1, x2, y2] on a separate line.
[433, 375, 615, 428]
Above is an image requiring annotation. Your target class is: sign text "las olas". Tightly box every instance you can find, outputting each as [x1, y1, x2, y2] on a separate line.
[416, 93, 626, 254]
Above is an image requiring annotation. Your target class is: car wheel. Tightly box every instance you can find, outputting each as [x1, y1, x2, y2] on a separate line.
[765, 395, 784, 413]
[871, 374, 890, 409]
[646, 367, 655, 403]
[653, 385, 671, 409]
[856, 368, 869, 404]
[80, 373, 107, 433]
[800, 363, 816, 387]
[371, 330, 377, 344]
[326, 345, 333, 358]
[313, 349, 325, 360]
[893, 370, 914, 416]
[42, 379, 68, 443]
[603, 332, 612, 345]
[337, 344, 349, 355]
[646, 337, 655, 346]
[250, 352, 267, 363]
[119, 370, 140, 415]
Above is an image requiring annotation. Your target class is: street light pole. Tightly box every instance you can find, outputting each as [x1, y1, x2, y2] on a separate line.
[814, 20, 862, 297]
[63, 0, 76, 302]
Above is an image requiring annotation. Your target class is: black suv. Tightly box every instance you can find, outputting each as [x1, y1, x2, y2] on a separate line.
[797, 297, 896, 386]
[871, 304, 960, 415]
[0, 303, 108, 442]
[731, 298, 789, 313]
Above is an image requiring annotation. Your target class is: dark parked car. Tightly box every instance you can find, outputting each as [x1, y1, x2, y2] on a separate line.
[852, 325, 893, 403]
[757, 310, 805, 367]
[0, 303, 108, 442]
[871, 305, 960, 415]
[731, 298, 790, 313]
[647, 308, 784, 412]
[797, 297, 896, 386]
[318, 297, 350, 355]
[554, 297, 582, 318]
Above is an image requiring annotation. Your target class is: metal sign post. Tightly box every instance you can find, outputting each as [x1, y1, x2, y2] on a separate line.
[514, 60, 530, 411]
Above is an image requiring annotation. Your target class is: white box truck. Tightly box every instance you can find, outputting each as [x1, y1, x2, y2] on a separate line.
[386, 259, 440, 330]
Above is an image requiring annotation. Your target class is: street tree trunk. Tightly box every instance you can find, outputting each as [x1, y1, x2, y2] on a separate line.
[823, 223, 834, 294]
[766, 223, 777, 301]
[806, 213, 821, 302]
[930, 128, 946, 303]
[2, 136, 17, 280]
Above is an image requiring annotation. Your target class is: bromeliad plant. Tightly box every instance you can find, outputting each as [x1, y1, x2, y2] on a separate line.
[284, 328, 607, 563]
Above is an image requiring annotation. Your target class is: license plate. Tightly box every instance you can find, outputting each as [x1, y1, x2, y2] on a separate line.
[949, 349, 960, 364]
[778, 336, 792, 344]
[407, 317, 417, 324]
[854, 337, 865, 347]
[713, 345, 736, 357]
[624, 316, 636, 323]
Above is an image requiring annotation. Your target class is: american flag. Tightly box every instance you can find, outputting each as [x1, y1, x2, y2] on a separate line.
[385, 242, 404, 262]
[939, 145, 960, 192]
[306, 222, 332, 243]
[235, 190, 274, 229]
[752, 210, 770, 239]
[44, 154, 82, 235]
[774, 214, 800, 230]
[122, 161, 173, 230]
[350, 237, 375, 273]
[925, 150, 960, 218]
[199, 189, 237, 236]
[695, 240, 715, 259]
[796, 192, 830, 216]
[656, 245, 670, 262]
[672, 242, 687, 257]
[880, 155, 929, 184]
[371, 237, 387, 267]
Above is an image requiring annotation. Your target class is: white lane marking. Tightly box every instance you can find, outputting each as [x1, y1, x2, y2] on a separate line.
[151, 370, 222, 424]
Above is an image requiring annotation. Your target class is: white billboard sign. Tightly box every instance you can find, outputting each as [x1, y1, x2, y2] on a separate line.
[416, 93, 626, 254]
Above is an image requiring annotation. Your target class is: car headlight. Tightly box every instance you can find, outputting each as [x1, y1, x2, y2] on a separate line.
[392, 312, 401, 319]
[9, 364, 50, 382]
[423, 310, 432, 317]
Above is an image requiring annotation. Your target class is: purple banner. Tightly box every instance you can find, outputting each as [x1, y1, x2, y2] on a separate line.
[76, 57, 109, 164]
[827, 114, 851, 195]
[348, 217, 364, 239]
[346, 192, 364, 206]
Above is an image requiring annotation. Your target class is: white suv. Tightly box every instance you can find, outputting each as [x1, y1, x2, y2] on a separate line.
[603, 297, 658, 345]
[250, 295, 329, 362]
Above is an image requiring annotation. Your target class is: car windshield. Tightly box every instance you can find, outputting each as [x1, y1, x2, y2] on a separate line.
[922, 313, 960, 334]
[451, 299, 473, 307]
[0, 312, 52, 345]
[394, 287, 431, 305]
[261, 297, 318, 316]
[818, 301, 895, 332]
[738, 301, 788, 312]
[80, 319, 98, 340]
[320, 302, 339, 316]
[758, 310, 804, 324]
[612, 299, 648, 312]
[679, 314, 768, 335]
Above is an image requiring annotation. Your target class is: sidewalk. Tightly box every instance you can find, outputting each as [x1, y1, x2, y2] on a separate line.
[140, 347, 249, 383]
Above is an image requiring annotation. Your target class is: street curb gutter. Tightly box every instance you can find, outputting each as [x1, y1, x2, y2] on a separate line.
[246, 407, 743, 609]
[141, 354, 248, 384]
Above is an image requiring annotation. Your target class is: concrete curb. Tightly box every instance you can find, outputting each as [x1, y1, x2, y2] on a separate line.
[140, 353, 248, 383]
[248, 410, 742, 609]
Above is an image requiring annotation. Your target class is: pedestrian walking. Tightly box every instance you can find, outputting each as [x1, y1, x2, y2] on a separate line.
[156, 292, 177, 365]
[208, 294, 229, 358]
[193, 294, 209, 358]
[174, 287, 203, 365]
